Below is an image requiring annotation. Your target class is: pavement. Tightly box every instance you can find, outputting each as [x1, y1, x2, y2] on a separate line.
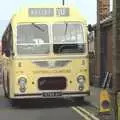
[85, 86, 100, 109]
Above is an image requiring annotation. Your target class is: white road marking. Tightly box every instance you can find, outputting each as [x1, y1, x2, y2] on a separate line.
[72, 107, 91, 120]
[77, 106, 99, 120]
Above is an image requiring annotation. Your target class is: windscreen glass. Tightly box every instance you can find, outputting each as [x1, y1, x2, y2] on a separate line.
[17, 24, 49, 55]
[53, 23, 85, 54]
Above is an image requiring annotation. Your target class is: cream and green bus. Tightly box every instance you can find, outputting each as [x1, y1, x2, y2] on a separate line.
[2, 6, 90, 102]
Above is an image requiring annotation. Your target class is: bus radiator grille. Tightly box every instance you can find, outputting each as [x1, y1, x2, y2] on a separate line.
[38, 77, 67, 90]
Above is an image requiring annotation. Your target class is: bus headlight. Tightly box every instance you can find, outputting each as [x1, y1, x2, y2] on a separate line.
[18, 77, 27, 92]
[79, 85, 84, 91]
[77, 75, 85, 91]
[77, 75, 85, 84]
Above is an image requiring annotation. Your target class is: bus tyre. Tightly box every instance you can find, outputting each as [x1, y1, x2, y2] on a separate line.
[2, 73, 9, 98]
[7, 75, 10, 98]
[74, 97, 84, 103]
[10, 99, 18, 107]
[10, 99, 15, 107]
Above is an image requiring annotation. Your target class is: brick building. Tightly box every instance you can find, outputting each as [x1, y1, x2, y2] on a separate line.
[89, 13, 112, 86]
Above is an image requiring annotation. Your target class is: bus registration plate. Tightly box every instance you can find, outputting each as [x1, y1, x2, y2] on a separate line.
[42, 92, 62, 97]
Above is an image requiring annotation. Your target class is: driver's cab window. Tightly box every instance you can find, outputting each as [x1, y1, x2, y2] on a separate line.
[2, 24, 13, 56]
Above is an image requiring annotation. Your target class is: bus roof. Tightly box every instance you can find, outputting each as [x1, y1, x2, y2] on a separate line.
[11, 6, 87, 25]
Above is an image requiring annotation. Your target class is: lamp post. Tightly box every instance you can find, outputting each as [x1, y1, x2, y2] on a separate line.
[96, 0, 101, 86]
[62, 0, 65, 5]
[112, 0, 120, 119]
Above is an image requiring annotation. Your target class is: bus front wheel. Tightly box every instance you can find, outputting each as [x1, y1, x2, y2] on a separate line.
[74, 97, 84, 103]
[3, 73, 9, 98]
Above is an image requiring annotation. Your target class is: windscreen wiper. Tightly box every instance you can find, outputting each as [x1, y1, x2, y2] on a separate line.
[64, 22, 68, 35]
[31, 23, 45, 32]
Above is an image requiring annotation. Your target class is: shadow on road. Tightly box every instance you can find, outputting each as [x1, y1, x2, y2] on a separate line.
[10, 98, 90, 109]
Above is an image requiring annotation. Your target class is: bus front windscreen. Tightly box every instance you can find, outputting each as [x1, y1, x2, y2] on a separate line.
[17, 24, 50, 55]
[53, 23, 85, 54]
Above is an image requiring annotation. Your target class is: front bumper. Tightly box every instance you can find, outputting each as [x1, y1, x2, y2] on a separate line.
[13, 91, 90, 99]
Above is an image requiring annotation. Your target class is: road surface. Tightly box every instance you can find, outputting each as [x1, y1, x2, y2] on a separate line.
[0, 85, 99, 120]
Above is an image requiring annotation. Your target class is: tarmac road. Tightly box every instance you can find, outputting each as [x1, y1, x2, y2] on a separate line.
[0, 85, 89, 120]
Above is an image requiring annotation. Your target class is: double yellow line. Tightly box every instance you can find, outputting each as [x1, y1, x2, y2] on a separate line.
[72, 106, 100, 120]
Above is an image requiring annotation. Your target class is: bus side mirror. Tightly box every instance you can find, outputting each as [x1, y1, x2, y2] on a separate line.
[88, 24, 94, 32]
[5, 50, 10, 57]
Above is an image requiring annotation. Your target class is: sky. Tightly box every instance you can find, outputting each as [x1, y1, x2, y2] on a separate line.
[0, 0, 97, 23]
[0, 0, 112, 39]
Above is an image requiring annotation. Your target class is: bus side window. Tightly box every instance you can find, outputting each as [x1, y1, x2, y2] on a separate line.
[9, 25, 13, 55]
[2, 36, 7, 55]
[2, 24, 13, 57]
